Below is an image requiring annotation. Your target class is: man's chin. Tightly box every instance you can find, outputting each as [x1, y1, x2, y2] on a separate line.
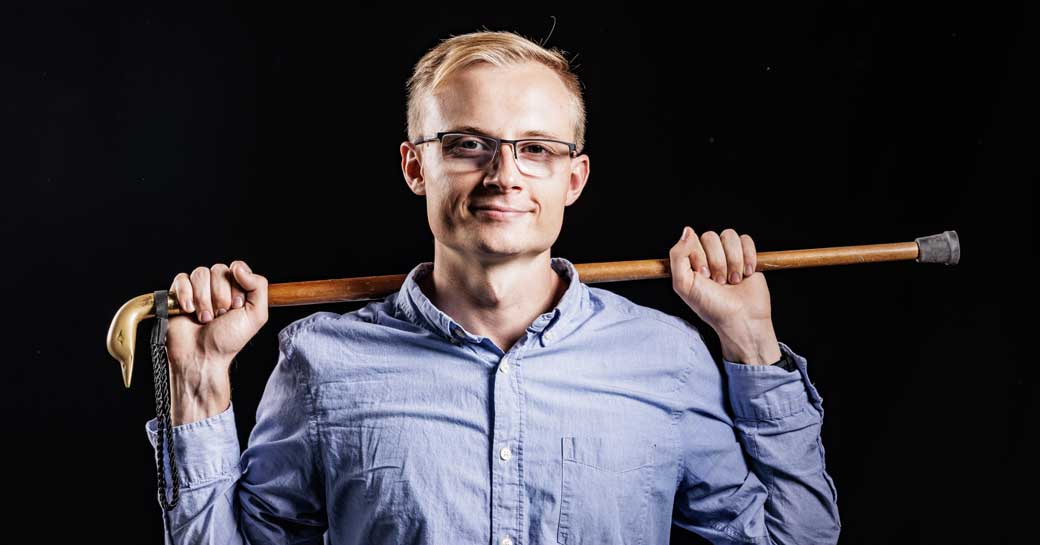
[472, 245, 525, 258]
[468, 237, 533, 259]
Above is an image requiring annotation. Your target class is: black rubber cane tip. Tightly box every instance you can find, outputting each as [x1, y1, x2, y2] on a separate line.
[915, 230, 960, 265]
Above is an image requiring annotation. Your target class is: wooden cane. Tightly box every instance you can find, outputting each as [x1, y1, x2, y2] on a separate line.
[107, 230, 959, 388]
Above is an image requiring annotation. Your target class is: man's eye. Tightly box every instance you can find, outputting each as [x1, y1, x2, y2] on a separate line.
[521, 142, 565, 156]
[446, 137, 489, 151]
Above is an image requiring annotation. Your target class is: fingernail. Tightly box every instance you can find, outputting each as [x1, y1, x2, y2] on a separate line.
[217, 308, 227, 316]
[233, 295, 244, 308]
[715, 274, 725, 284]
[699, 266, 710, 278]
[745, 264, 754, 276]
[680, 227, 690, 240]
[730, 272, 740, 284]
[201, 310, 213, 323]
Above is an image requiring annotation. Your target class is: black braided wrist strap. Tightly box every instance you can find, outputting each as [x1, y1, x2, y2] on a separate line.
[150, 290, 181, 510]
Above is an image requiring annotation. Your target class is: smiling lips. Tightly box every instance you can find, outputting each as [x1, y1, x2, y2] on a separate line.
[470, 203, 532, 220]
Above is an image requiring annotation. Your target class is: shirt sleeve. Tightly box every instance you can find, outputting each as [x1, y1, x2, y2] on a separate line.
[672, 338, 841, 544]
[144, 327, 327, 544]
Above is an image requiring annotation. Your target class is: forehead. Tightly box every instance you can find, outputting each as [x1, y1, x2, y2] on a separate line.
[423, 62, 573, 141]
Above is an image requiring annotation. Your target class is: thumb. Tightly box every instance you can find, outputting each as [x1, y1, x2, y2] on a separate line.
[669, 227, 698, 297]
[669, 226, 718, 311]
[230, 261, 268, 311]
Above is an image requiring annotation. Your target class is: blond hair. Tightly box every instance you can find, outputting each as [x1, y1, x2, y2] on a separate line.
[405, 30, 586, 154]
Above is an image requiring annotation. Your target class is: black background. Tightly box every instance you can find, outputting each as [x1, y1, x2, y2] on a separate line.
[3, 3, 1033, 543]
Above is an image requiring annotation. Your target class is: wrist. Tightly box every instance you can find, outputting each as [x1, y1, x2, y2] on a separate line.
[717, 318, 781, 365]
[169, 356, 232, 426]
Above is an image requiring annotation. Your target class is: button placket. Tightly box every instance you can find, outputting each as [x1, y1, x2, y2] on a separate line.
[490, 347, 523, 542]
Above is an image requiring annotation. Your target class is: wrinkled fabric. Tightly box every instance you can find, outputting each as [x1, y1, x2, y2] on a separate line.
[146, 256, 840, 544]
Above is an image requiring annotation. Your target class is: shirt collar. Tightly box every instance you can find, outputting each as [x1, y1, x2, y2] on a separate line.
[392, 256, 589, 347]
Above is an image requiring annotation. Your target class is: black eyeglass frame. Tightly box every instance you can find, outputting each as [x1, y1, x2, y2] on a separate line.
[412, 131, 579, 165]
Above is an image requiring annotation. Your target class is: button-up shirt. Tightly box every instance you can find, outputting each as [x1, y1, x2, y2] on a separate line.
[146, 256, 840, 544]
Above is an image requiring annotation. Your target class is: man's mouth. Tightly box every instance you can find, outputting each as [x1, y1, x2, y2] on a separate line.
[470, 204, 531, 220]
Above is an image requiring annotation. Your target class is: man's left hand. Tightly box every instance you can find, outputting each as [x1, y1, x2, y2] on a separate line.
[669, 226, 782, 365]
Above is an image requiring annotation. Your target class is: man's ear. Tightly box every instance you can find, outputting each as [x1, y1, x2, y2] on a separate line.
[400, 141, 426, 196]
[564, 153, 590, 206]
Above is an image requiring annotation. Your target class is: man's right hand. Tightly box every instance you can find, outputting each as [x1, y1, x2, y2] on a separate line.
[166, 260, 269, 425]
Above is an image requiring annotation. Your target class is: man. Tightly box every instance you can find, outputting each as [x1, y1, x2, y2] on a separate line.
[151, 30, 840, 544]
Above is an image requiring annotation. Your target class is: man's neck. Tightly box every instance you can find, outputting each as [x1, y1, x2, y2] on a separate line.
[420, 244, 568, 353]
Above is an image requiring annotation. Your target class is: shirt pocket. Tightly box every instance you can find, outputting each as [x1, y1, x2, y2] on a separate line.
[557, 436, 656, 545]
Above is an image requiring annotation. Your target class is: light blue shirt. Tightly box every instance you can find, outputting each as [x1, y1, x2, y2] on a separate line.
[146, 256, 840, 544]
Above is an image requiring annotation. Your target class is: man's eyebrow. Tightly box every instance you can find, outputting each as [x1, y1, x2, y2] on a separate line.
[447, 125, 566, 140]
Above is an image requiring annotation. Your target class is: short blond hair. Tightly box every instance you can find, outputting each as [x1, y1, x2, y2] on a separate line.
[405, 30, 586, 154]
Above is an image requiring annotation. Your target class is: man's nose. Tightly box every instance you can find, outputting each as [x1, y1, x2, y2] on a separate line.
[483, 142, 525, 188]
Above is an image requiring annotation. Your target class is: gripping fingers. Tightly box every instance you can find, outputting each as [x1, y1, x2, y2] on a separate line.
[720, 229, 745, 284]
[171, 272, 195, 313]
[740, 234, 757, 276]
[683, 228, 709, 279]
[190, 266, 214, 323]
[700, 231, 728, 284]
[210, 263, 233, 316]
[229, 279, 245, 310]
[670, 226, 710, 295]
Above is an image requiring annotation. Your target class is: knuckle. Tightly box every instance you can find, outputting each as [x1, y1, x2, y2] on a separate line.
[721, 228, 738, 238]
[172, 272, 189, 289]
[191, 266, 209, 279]
[211, 263, 230, 274]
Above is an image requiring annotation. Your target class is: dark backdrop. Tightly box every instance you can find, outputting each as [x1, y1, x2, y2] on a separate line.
[3, 3, 1033, 543]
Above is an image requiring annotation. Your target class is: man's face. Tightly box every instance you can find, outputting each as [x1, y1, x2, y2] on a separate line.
[401, 62, 590, 263]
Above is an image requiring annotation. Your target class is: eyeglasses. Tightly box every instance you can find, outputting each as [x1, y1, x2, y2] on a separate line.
[412, 131, 578, 178]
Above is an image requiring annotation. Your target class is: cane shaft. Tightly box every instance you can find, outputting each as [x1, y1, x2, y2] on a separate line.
[108, 233, 954, 388]
[158, 240, 921, 312]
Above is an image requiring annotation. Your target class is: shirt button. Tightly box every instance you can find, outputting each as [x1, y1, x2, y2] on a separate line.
[500, 446, 512, 461]
[500, 537, 513, 545]
[500, 357, 510, 373]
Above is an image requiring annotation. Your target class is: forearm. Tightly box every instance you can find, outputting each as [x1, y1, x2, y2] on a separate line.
[724, 342, 841, 543]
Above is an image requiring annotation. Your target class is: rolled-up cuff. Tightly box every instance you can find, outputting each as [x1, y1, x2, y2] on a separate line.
[145, 402, 241, 487]
[723, 342, 826, 421]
